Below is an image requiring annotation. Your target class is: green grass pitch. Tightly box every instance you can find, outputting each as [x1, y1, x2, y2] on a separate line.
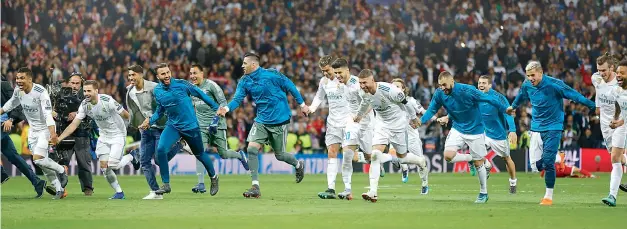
[1, 173, 624, 229]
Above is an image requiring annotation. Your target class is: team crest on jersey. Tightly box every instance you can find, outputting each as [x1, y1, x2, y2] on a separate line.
[395, 92, 404, 101]
[594, 76, 603, 85]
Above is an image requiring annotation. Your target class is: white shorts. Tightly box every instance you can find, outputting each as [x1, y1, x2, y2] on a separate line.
[611, 125, 627, 149]
[601, 125, 615, 152]
[529, 131, 543, 162]
[407, 126, 423, 156]
[96, 136, 126, 166]
[444, 128, 486, 160]
[27, 129, 51, 157]
[343, 122, 373, 154]
[325, 126, 345, 146]
[372, 125, 408, 155]
[485, 135, 510, 157]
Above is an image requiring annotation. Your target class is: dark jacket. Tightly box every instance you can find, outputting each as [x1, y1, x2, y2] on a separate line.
[1, 76, 26, 124]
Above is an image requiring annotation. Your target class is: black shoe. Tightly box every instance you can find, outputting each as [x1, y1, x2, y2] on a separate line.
[509, 185, 517, 194]
[620, 184, 627, 192]
[295, 160, 305, 183]
[243, 184, 261, 198]
[130, 149, 141, 170]
[45, 185, 56, 195]
[57, 167, 68, 189]
[34, 180, 47, 198]
[210, 175, 219, 196]
[1, 169, 9, 184]
[155, 183, 171, 195]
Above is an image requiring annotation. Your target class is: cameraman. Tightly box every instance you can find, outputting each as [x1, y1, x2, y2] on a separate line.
[52, 73, 94, 196]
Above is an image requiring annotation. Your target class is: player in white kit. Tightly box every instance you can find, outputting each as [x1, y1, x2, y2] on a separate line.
[54, 80, 139, 199]
[601, 60, 627, 207]
[391, 78, 430, 194]
[327, 58, 375, 200]
[0, 67, 69, 199]
[355, 69, 426, 202]
[308, 55, 352, 199]
[593, 53, 619, 151]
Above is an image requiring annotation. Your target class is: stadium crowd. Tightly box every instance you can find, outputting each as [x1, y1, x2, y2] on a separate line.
[1, 0, 626, 153]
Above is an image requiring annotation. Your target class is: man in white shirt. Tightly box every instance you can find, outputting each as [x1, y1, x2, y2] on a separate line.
[55, 80, 138, 200]
[0, 67, 69, 199]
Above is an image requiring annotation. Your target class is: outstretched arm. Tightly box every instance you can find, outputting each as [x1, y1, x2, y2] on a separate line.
[468, 87, 508, 113]
[511, 82, 529, 110]
[149, 102, 164, 126]
[226, 80, 247, 113]
[276, 71, 305, 106]
[420, 91, 443, 124]
[309, 79, 328, 113]
[187, 82, 219, 109]
[555, 80, 596, 110]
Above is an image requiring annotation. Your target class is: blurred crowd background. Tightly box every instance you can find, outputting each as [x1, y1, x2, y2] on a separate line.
[2, 0, 626, 154]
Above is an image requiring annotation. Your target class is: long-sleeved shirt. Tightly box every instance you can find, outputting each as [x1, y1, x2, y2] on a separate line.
[512, 75, 596, 132]
[227, 67, 305, 125]
[150, 79, 219, 131]
[193, 79, 227, 129]
[421, 82, 508, 135]
[480, 89, 516, 140]
[2, 83, 55, 130]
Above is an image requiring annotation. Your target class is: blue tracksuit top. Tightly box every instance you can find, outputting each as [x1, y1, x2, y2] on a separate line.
[481, 89, 516, 140]
[227, 67, 305, 125]
[512, 75, 595, 132]
[422, 82, 509, 135]
[150, 79, 219, 131]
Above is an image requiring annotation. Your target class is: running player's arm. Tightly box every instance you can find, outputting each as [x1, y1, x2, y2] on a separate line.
[498, 93, 516, 133]
[309, 78, 328, 113]
[274, 71, 306, 107]
[0, 87, 21, 115]
[208, 81, 228, 107]
[185, 81, 219, 110]
[226, 80, 248, 113]
[420, 90, 443, 124]
[615, 101, 621, 120]
[592, 73, 601, 115]
[110, 98, 130, 120]
[149, 100, 164, 126]
[39, 89, 56, 134]
[58, 102, 87, 141]
[468, 86, 508, 113]
[356, 90, 371, 120]
[409, 97, 437, 121]
[554, 79, 596, 110]
[511, 81, 530, 110]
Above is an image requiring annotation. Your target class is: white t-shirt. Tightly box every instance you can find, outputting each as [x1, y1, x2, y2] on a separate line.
[2, 84, 55, 130]
[77, 94, 127, 138]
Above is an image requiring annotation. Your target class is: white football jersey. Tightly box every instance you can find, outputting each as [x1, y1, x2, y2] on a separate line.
[346, 75, 373, 127]
[311, 77, 351, 128]
[406, 97, 426, 122]
[360, 82, 408, 131]
[592, 72, 618, 135]
[77, 94, 127, 138]
[2, 84, 55, 130]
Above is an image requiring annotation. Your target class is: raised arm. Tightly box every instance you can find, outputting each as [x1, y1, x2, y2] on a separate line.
[511, 82, 530, 109]
[226, 79, 247, 112]
[274, 70, 305, 105]
[186, 81, 219, 109]
[420, 91, 443, 124]
[309, 78, 328, 113]
[555, 80, 596, 110]
[468, 86, 508, 113]
[0, 87, 21, 115]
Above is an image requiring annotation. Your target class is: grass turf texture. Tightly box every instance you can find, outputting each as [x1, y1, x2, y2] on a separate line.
[1, 173, 624, 229]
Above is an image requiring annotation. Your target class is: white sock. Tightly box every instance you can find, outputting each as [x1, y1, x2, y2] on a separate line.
[103, 168, 123, 193]
[401, 164, 409, 172]
[369, 150, 382, 194]
[544, 188, 554, 200]
[400, 153, 425, 165]
[484, 160, 492, 170]
[42, 167, 62, 191]
[379, 153, 393, 163]
[196, 160, 205, 183]
[342, 150, 354, 191]
[327, 158, 339, 190]
[117, 154, 134, 169]
[477, 164, 488, 194]
[356, 151, 367, 163]
[252, 180, 259, 186]
[509, 178, 517, 186]
[35, 158, 65, 173]
[610, 163, 623, 197]
[450, 153, 472, 163]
